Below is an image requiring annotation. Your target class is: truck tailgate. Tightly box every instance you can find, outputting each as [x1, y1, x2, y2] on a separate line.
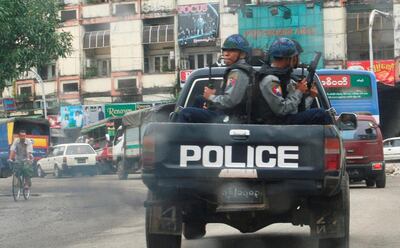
[144, 123, 327, 180]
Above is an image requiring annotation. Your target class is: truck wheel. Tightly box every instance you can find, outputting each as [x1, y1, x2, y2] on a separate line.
[183, 223, 206, 240]
[146, 192, 182, 248]
[366, 179, 375, 187]
[376, 173, 386, 188]
[317, 173, 350, 248]
[117, 161, 128, 180]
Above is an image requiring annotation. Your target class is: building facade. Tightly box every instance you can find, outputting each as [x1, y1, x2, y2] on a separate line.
[6, 0, 399, 114]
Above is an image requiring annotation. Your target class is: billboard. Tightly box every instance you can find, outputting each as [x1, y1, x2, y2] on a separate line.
[60, 105, 84, 129]
[2, 98, 16, 112]
[239, 3, 324, 67]
[82, 104, 106, 127]
[319, 74, 372, 99]
[105, 103, 136, 118]
[178, 3, 219, 46]
[347, 60, 395, 86]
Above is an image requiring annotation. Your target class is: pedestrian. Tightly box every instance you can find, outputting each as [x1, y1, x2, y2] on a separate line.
[176, 34, 252, 123]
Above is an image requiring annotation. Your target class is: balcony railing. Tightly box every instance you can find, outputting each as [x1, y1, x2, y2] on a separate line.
[143, 24, 174, 44]
[83, 30, 110, 49]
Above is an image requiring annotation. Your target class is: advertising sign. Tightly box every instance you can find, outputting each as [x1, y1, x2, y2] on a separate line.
[320, 74, 372, 99]
[82, 104, 105, 127]
[180, 69, 193, 87]
[2, 98, 16, 111]
[105, 103, 136, 118]
[60, 105, 84, 129]
[347, 60, 395, 86]
[178, 3, 219, 46]
[239, 3, 324, 67]
[48, 115, 61, 129]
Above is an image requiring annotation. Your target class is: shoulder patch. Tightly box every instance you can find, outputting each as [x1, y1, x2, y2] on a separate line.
[272, 85, 282, 97]
[227, 71, 238, 87]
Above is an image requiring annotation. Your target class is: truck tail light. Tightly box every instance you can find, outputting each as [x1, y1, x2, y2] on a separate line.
[142, 136, 155, 169]
[372, 162, 383, 170]
[325, 138, 341, 172]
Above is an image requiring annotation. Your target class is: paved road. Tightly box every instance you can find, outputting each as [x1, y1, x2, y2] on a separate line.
[1, 174, 400, 248]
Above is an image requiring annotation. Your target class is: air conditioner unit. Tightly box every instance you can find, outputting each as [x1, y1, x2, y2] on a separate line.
[113, 2, 136, 16]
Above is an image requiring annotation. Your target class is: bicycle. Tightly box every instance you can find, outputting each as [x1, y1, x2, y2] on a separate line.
[9, 160, 32, 201]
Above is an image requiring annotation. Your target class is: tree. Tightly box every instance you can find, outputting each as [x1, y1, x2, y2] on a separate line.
[0, 0, 72, 91]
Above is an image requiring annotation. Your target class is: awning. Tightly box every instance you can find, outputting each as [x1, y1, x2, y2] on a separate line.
[83, 30, 110, 49]
[143, 25, 174, 44]
[81, 116, 121, 134]
[122, 108, 153, 127]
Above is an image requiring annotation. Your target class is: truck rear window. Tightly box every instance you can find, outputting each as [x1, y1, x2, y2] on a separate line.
[340, 120, 377, 140]
[66, 145, 95, 155]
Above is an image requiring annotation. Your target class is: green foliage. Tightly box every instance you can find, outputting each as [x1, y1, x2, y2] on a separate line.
[0, 0, 72, 91]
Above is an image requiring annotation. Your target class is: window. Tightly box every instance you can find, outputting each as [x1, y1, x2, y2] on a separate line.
[113, 3, 136, 16]
[38, 64, 56, 80]
[198, 54, 204, 68]
[188, 55, 195, 69]
[97, 59, 111, 77]
[347, 10, 394, 60]
[117, 78, 137, 94]
[144, 58, 149, 73]
[185, 78, 224, 107]
[154, 57, 161, 72]
[20, 86, 32, 96]
[341, 121, 377, 140]
[63, 82, 79, 93]
[66, 145, 95, 155]
[187, 54, 214, 69]
[227, 0, 251, 6]
[61, 10, 77, 22]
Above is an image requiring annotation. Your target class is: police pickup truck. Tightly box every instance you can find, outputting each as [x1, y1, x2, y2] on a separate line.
[142, 66, 354, 248]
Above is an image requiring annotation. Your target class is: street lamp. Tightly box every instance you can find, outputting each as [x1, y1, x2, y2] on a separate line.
[29, 69, 47, 119]
[369, 9, 392, 72]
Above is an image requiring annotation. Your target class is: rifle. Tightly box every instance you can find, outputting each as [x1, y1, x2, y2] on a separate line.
[305, 52, 322, 89]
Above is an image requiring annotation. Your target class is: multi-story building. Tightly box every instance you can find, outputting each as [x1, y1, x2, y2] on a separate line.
[6, 0, 399, 115]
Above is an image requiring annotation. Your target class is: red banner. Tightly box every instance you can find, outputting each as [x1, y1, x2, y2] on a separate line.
[347, 60, 395, 86]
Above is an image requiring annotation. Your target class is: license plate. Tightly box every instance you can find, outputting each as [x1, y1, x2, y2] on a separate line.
[219, 183, 263, 204]
[76, 158, 87, 163]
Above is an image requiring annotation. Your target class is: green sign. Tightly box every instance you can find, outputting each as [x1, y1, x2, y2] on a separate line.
[105, 103, 136, 118]
[325, 74, 372, 100]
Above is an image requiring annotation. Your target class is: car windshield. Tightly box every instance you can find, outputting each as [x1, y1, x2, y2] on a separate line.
[341, 120, 377, 140]
[65, 145, 95, 155]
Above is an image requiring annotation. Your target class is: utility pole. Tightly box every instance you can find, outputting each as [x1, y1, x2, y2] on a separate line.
[30, 69, 47, 119]
[369, 9, 392, 72]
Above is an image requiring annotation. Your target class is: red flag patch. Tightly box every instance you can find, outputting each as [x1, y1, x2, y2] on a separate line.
[272, 85, 282, 97]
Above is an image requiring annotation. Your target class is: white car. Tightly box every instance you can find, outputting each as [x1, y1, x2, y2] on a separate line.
[383, 137, 400, 162]
[36, 143, 97, 178]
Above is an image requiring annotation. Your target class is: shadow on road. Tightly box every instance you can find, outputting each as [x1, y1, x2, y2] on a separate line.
[185, 232, 316, 248]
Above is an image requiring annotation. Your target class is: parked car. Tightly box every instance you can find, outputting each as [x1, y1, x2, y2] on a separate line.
[340, 114, 386, 188]
[383, 137, 400, 162]
[36, 143, 97, 178]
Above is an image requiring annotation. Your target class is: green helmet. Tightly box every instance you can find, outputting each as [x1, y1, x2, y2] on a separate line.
[222, 34, 251, 55]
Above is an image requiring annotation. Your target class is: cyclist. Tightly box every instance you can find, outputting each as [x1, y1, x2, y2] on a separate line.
[8, 130, 34, 189]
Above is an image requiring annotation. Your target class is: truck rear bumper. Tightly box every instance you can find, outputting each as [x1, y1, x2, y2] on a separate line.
[346, 163, 385, 180]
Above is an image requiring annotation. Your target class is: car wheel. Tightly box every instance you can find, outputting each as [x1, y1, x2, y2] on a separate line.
[117, 161, 128, 180]
[37, 165, 45, 178]
[54, 166, 62, 178]
[376, 173, 386, 188]
[366, 179, 375, 187]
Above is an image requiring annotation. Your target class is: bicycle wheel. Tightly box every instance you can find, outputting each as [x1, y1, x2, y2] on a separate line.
[12, 174, 22, 201]
[23, 176, 31, 200]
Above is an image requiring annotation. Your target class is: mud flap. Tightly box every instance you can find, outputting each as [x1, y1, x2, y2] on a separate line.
[310, 205, 345, 239]
[147, 204, 182, 235]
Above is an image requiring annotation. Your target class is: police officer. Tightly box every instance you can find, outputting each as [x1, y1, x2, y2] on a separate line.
[176, 34, 252, 123]
[257, 37, 332, 125]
